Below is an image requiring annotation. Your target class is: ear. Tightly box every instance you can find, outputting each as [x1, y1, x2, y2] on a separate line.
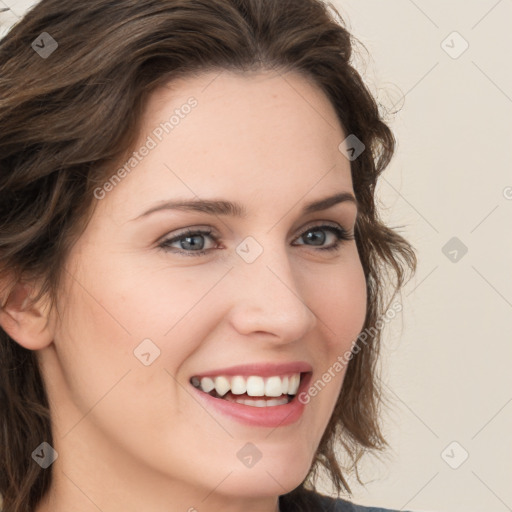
[0, 280, 55, 350]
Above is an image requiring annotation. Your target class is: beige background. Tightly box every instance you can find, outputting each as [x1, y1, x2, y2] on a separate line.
[1, 1, 511, 511]
[320, 2, 512, 512]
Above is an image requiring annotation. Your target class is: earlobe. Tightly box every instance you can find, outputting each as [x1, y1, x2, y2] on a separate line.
[0, 281, 55, 350]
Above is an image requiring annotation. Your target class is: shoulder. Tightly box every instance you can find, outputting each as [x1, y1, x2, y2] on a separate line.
[281, 488, 412, 512]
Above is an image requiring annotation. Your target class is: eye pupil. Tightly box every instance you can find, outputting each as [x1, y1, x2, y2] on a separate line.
[159, 224, 349, 257]
[182, 235, 205, 250]
[305, 229, 325, 245]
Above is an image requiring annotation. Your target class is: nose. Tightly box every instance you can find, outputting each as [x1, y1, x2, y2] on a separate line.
[226, 243, 318, 344]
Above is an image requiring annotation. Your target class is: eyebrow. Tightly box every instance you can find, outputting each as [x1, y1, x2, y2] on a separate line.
[131, 192, 358, 221]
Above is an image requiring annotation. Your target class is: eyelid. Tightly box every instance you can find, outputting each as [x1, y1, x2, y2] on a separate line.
[300, 219, 348, 230]
[156, 226, 211, 245]
[158, 219, 352, 243]
[296, 218, 355, 237]
[156, 220, 354, 257]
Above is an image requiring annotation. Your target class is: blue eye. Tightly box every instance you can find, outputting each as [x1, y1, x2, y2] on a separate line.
[158, 224, 355, 257]
[158, 228, 217, 257]
[294, 225, 354, 251]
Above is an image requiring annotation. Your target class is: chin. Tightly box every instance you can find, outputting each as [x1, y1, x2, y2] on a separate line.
[219, 452, 312, 497]
[219, 472, 305, 498]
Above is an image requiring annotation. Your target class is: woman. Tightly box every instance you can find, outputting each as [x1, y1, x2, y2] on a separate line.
[0, 0, 417, 511]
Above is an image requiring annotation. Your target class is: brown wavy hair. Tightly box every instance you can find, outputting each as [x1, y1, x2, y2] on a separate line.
[0, 0, 417, 510]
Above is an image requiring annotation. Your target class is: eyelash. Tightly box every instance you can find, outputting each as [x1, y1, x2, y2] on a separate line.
[157, 223, 355, 257]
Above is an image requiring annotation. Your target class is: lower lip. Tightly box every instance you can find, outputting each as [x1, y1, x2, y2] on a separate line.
[191, 373, 312, 428]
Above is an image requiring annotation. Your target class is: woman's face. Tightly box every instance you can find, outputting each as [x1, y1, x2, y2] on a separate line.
[37, 69, 367, 510]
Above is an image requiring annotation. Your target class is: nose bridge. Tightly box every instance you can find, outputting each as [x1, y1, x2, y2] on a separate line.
[227, 234, 317, 339]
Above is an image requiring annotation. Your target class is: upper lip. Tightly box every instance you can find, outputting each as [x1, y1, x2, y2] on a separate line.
[191, 361, 313, 379]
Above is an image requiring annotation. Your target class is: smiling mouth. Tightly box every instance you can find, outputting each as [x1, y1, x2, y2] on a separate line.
[190, 372, 308, 407]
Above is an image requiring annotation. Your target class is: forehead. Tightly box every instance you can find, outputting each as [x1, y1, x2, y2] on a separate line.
[143, 68, 346, 153]
[100, 69, 354, 220]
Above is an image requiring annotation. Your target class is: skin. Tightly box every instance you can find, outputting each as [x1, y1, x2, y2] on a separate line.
[0, 69, 367, 512]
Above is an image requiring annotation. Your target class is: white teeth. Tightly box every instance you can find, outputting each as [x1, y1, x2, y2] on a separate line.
[266, 397, 289, 406]
[281, 376, 289, 395]
[246, 376, 265, 396]
[288, 374, 300, 395]
[231, 376, 246, 395]
[214, 376, 230, 396]
[265, 376, 284, 397]
[200, 377, 215, 393]
[193, 372, 304, 397]
[223, 395, 290, 407]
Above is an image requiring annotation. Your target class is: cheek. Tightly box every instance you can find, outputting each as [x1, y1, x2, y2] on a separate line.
[51, 262, 208, 451]
[64, 245, 223, 347]
[313, 256, 367, 353]
[298, 259, 366, 433]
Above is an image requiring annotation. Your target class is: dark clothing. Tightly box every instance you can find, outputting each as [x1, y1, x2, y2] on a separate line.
[279, 488, 413, 512]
